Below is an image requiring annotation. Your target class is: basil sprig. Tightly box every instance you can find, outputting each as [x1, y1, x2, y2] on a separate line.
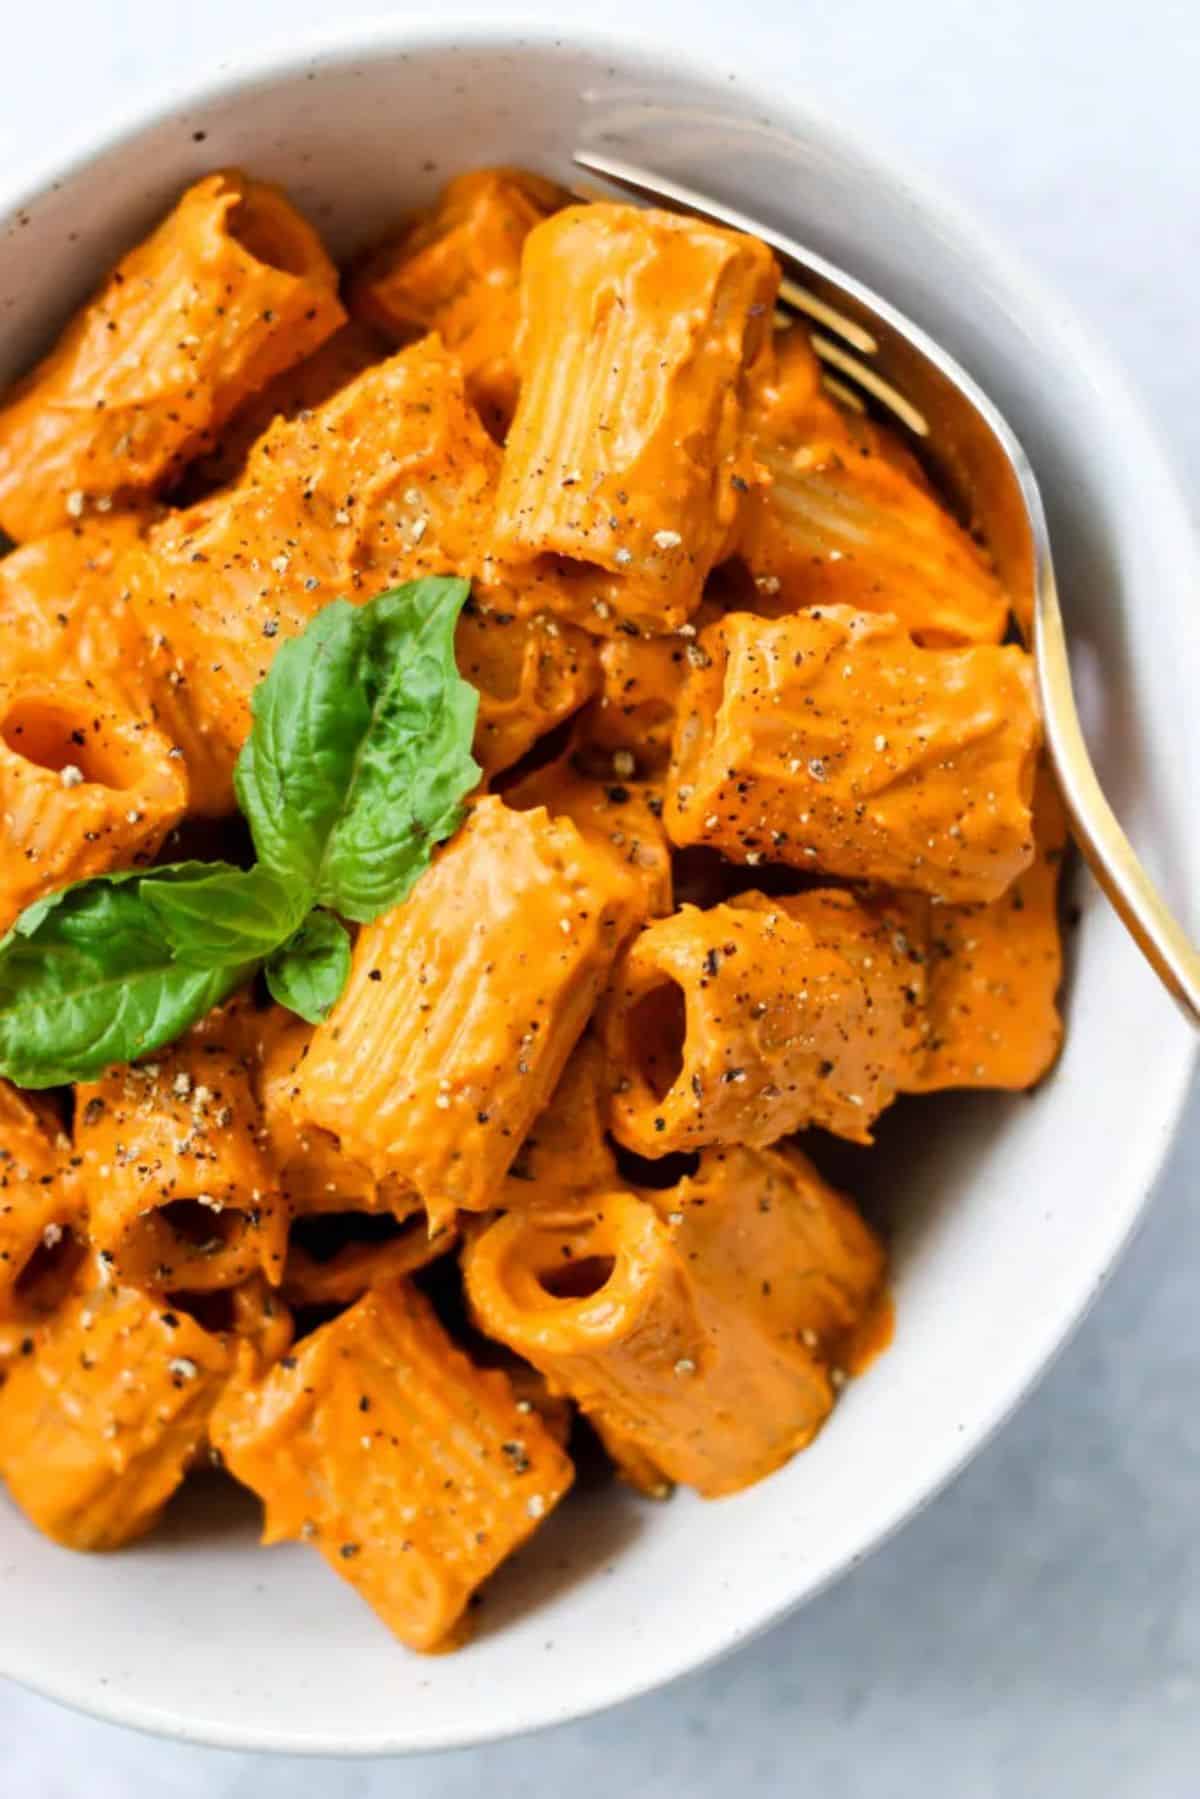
[0, 577, 479, 1086]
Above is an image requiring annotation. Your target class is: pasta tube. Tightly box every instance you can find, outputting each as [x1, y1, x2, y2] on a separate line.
[745, 326, 850, 447]
[210, 1278, 574, 1651]
[290, 797, 643, 1229]
[666, 607, 1039, 903]
[672, 1143, 886, 1358]
[76, 1042, 286, 1293]
[602, 889, 924, 1152]
[0, 171, 344, 540]
[493, 1356, 573, 1450]
[349, 168, 567, 434]
[0, 515, 169, 754]
[908, 764, 1066, 1091]
[493, 205, 778, 635]
[0, 1257, 236, 1549]
[0, 675, 187, 933]
[739, 332, 1009, 646]
[465, 1144, 883, 1497]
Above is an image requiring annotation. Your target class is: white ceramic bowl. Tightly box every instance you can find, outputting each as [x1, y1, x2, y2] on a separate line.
[0, 18, 1196, 1757]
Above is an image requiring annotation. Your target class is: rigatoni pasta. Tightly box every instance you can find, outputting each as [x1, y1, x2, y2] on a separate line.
[254, 1010, 419, 1222]
[0, 159, 1064, 1657]
[210, 1278, 574, 1652]
[465, 1143, 884, 1498]
[673, 1144, 887, 1362]
[504, 750, 673, 917]
[499, 1032, 620, 1212]
[457, 601, 600, 780]
[584, 610, 718, 772]
[602, 887, 925, 1153]
[75, 1042, 287, 1293]
[290, 797, 642, 1230]
[0, 514, 167, 763]
[493, 205, 777, 634]
[739, 329, 1010, 646]
[0, 172, 344, 541]
[907, 766, 1066, 1092]
[666, 606, 1039, 902]
[0, 512, 147, 673]
[0, 1258, 237, 1549]
[176, 318, 389, 498]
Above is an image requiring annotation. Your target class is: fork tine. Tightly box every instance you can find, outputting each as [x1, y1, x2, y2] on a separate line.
[818, 374, 867, 414]
[810, 333, 929, 437]
[775, 277, 877, 354]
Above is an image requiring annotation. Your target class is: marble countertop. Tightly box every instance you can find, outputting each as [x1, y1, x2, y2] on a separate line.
[2, 1, 1197, 1792]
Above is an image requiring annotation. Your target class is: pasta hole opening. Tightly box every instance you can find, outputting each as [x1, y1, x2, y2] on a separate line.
[627, 979, 687, 1101]
[1, 699, 138, 789]
[525, 553, 624, 611]
[290, 1301, 346, 1336]
[673, 845, 826, 910]
[166, 1288, 236, 1333]
[14, 1225, 85, 1315]
[610, 1141, 701, 1190]
[491, 716, 576, 794]
[289, 1210, 411, 1264]
[158, 1199, 246, 1253]
[155, 810, 256, 870]
[537, 1254, 616, 1301]
[705, 555, 759, 611]
[226, 185, 321, 281]
[30, 1088, 72, 1136]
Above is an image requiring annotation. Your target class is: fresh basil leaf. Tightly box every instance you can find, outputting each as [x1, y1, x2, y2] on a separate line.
[234, 598, 371, 898]
[0, 878, 252, 1088]
[235, 577, 480, 923]
[141, 862, 304, 967]
[265, 908, 352, 1024]
[10, 864, 145, 939]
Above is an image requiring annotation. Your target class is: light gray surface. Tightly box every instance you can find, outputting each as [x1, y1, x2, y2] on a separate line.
[2, 0, 1197, 1792]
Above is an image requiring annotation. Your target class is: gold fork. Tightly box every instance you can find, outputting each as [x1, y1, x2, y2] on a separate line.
[574, 149, 1200, 1028]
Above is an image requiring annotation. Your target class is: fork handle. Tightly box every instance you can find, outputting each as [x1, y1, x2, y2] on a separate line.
[1037, 585, 1200, 1028]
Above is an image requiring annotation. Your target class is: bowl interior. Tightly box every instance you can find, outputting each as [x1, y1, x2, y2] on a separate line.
[0, 24, 1195, 1754]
